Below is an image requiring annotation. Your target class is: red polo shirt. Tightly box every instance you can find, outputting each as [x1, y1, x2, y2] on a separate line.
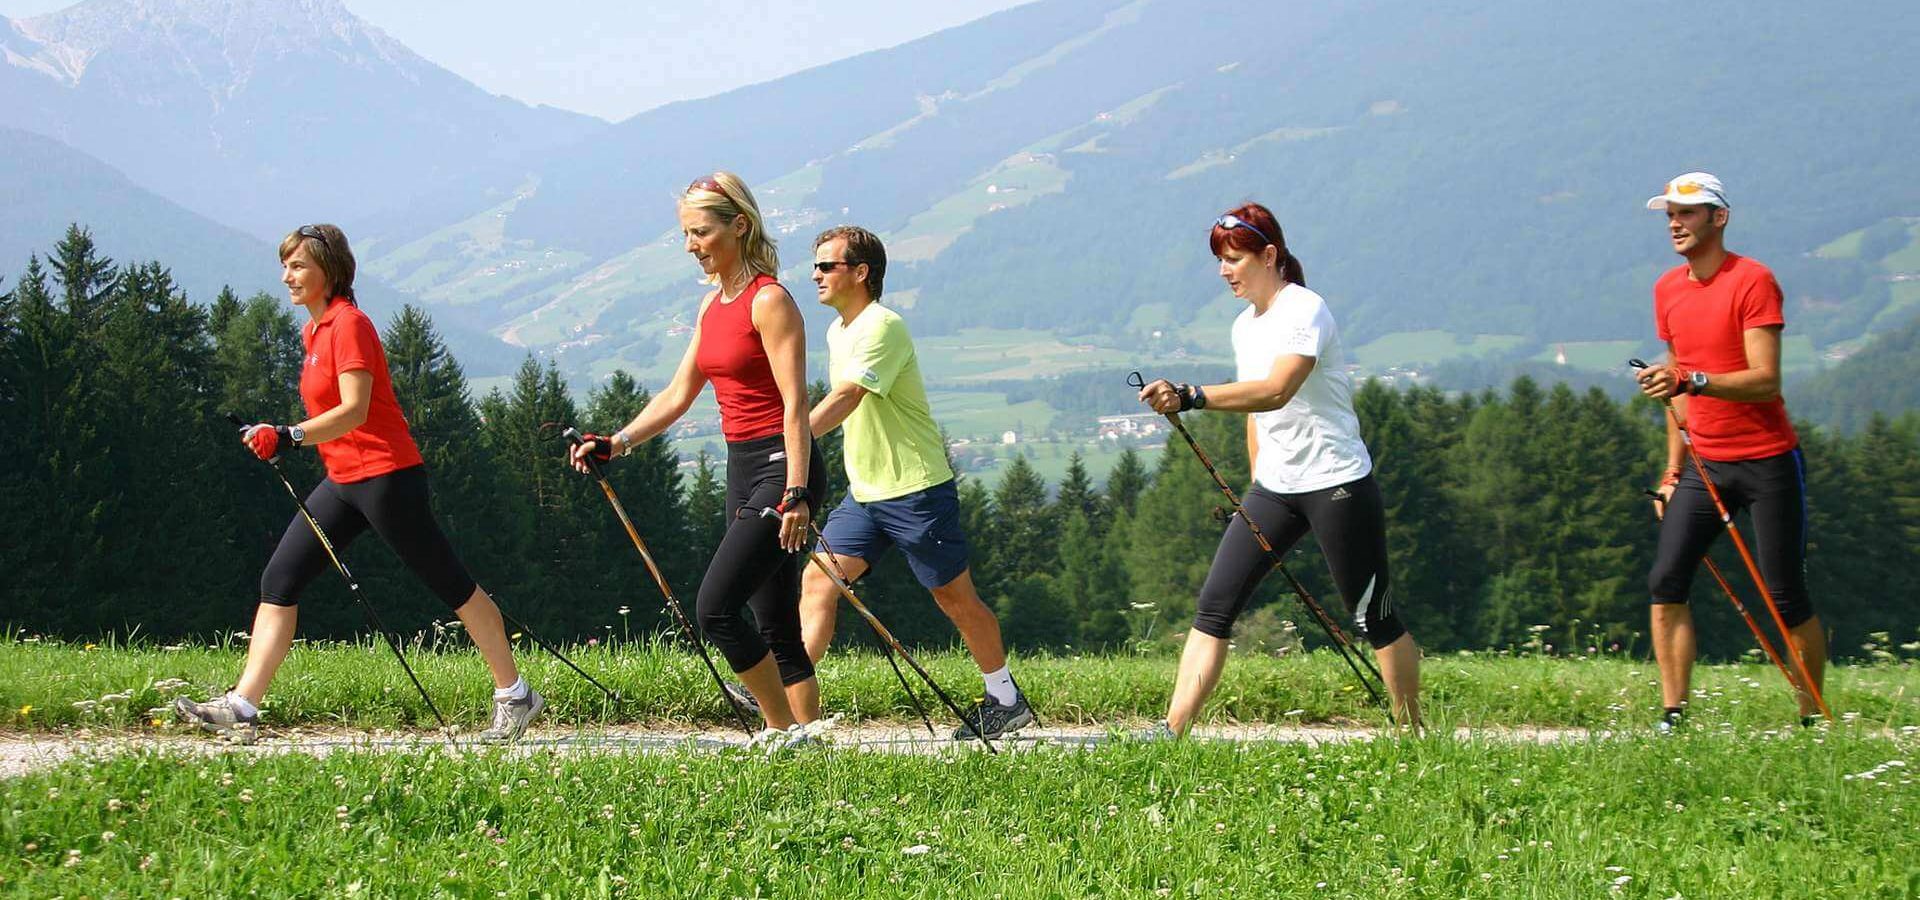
[1653, 254, 1798, 461]
[301, 298, 423, 483]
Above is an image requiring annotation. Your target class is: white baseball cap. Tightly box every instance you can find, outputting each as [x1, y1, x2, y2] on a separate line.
[1646, 172, 1729, 210]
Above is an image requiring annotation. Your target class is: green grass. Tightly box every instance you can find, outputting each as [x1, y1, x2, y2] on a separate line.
[495, 239, 692, 348]
[362, 180, 592, 310]
[1352, 331, 1529, 369]
[3, 729, 1914, 896]
[888, 155, 1072, 263]
[925, 390, 1063, 441]
[1878, 222, 1920, 272]
[1780, 334, 1819, 374]
[916, 328, 1131, 383]
[1813, 227, 1866, 260]
[5, 639, 1916, 734]
[1871, 280, 1920, 329]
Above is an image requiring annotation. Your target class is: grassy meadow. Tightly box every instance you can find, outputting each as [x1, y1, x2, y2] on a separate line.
[2, 723, 1913, 897]
[2, 638, 1915, 897]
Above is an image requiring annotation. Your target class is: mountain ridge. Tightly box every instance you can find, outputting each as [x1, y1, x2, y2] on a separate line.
[1, 0, 606, 239]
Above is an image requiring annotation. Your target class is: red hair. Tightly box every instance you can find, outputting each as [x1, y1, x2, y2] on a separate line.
[1208, 202, 1305, 286]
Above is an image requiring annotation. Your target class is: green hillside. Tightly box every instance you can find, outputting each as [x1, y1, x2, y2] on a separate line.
[349, 0, 1917, 416]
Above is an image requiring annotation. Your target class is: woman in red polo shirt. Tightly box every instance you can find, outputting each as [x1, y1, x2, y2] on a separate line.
[570, 172, 825, 748]
[173, 223, 542, 745]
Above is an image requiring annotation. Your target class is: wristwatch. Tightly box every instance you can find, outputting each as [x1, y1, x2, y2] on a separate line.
[781, 485, 812, 510]
[287, 424, 306, 447]
[1687, 370, 1709, 396]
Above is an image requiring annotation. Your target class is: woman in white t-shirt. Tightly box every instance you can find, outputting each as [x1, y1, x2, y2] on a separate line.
[1136, 202, 1421, 732]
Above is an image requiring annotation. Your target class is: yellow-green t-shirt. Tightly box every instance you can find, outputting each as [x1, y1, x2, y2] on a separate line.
[827, 304, 953, 502]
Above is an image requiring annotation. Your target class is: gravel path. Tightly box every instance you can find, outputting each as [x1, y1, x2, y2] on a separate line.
[0, 722, 1599, 778]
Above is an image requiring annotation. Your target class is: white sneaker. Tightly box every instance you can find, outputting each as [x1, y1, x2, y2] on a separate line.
[478, 688, 545, 744]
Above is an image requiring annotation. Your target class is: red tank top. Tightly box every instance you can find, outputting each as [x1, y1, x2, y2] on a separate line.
[695, 274, 787, 442]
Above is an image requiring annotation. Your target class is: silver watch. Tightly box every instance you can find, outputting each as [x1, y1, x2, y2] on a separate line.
[287, 424, 306, 446]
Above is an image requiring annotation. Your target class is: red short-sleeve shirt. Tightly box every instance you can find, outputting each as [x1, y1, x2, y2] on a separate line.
[1653, 254, 1798, 461]
[300, 299, 424, 482]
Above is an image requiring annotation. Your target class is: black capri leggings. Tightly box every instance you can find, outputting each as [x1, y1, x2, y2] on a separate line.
[1648, 448, 1812, 627]
[697, 434, 829, 685]
[260, 465, 477, 609]
[1193, 474, 1406, 650]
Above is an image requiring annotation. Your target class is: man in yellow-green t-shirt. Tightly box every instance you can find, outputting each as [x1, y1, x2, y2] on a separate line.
[796, 225, 1032, 741]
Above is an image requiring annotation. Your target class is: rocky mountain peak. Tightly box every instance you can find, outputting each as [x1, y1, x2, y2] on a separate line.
[5, 0, 420, 87]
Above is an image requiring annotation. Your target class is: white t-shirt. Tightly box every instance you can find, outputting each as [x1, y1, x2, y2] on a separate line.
[1231, 283, 1373, 494]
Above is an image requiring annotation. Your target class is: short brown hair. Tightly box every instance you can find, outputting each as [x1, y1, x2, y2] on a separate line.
[813, 225, 887, 301]
[277, 224, 357, 303]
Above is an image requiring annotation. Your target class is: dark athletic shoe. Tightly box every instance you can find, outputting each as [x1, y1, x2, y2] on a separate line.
[172, 694, 259, 745]
[478, 688, 545, 744]
[952, 693, 1034, 741]
[723, 681, 762, 717]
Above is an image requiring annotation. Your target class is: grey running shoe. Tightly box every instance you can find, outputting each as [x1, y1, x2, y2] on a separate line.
[952, 693, 1034, 741]
[1653, 711, 1685, 736]
[1129, 720, 1179, 743]
[478, 688, 545, 744]
[172, 694, 259, 745]
[723, 681, 762, 717]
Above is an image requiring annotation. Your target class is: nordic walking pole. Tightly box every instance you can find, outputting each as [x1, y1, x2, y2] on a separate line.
[224, 413, 457, 749]
[1628, 360, 1833, 721]
[1125, 372, 1387, 706]
[563, 428, 756, 735]
[493, 606, 623, 708]
[1642, 489, 1799, 690]
[808, 534, 939, 737]
[802, 520, 997, 753]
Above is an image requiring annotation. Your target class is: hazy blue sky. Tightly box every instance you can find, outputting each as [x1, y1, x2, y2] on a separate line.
[1, 1, 1034, 120]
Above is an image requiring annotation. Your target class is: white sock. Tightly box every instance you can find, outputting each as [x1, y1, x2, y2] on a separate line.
[982, 666, 1018, 706]
[494, 678, 529, 701]
[224, 691, 259, 719]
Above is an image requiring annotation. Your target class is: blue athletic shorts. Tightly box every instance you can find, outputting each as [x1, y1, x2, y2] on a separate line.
[815, 479, 970, 589]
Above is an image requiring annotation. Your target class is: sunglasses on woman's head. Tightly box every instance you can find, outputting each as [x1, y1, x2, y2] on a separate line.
[297, 224, 330, 247]
[687, 176, 723, 194]
[1214, 214, 1275, 245]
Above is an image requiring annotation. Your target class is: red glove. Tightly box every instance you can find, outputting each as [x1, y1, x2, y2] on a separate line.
[577, 432, 617, 464]
[244, 424, 289, 461]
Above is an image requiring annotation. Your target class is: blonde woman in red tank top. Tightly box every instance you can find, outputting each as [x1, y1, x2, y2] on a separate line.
[570, 172, 826, 748]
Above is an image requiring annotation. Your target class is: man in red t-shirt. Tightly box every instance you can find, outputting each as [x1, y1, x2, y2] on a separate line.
[1635, 172, 1825, 729]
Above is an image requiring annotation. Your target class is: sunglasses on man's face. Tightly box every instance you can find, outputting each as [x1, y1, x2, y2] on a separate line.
[813, 259, 863, 273]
